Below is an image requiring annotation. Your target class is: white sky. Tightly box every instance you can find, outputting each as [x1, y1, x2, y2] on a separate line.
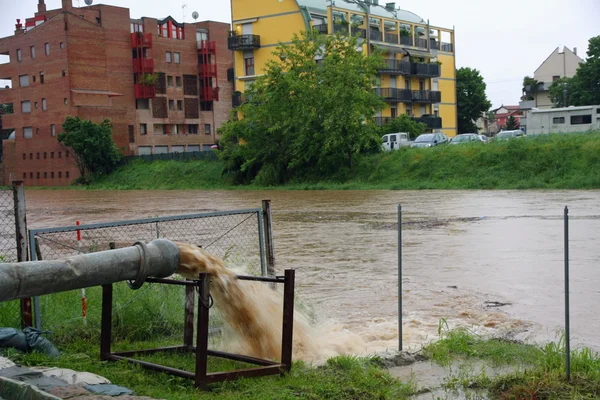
[1, 0, 599, 108]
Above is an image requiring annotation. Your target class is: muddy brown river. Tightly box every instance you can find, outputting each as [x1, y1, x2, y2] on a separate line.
[25, 190, 600, 352]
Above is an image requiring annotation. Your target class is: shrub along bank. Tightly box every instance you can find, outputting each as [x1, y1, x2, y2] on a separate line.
[89, 133, 600, 190]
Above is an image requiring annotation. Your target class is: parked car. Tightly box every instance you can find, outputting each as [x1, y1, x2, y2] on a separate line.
[495, 130, 526, 140]
[449, 133, 481, 145]
[411, 133, 448, 148]
[478, 135, 489, 143]
[382, 133, 411, 151]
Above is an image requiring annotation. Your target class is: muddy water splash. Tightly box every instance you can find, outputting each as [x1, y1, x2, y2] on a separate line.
[175, 242, 366, 361]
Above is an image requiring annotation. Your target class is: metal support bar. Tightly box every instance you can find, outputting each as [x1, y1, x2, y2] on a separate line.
[564, 206, 571, 381]
[281, 269, 295, 373]
[398, 204, 403, 352]
[100, 284, 113, 361]
[184, 284, 195, 348]
[262, 200, 275, 279]
[195, 273, 211, 389]
[0, 239, 180, 302]
[13, 181, 32, 328]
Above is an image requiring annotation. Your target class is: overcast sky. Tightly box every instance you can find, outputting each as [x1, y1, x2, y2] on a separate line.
[2, 0, 599, 108]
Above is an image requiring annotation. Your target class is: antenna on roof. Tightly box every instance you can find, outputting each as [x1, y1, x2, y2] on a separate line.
[182, 3, 187, 22]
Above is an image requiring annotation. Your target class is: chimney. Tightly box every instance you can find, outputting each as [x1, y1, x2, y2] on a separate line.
[573, 47, 577, 55]
[38, 0, 47, 13]
[385, 2, 396, 11]
[61, 0, 72, 10]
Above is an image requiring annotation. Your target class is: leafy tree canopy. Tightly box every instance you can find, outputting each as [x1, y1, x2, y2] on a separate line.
[381, 114, 426, 140]
[219, 32, 386, 185]
[504, 115, 520, 131]
[456, 67, 491, 134]
[57, 117, 122, 183]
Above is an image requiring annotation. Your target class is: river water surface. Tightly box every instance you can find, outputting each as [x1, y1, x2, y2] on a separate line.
[25, 190, 600, 352]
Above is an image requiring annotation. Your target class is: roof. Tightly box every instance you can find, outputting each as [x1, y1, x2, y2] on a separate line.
[297, 0, 426, 24]
[530, 105, 598, 114]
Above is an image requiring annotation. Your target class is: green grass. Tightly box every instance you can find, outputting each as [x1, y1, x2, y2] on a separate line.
[423, 328, 600, 399]
[86, 132, 600, 190]
[9, 345, 416, 400]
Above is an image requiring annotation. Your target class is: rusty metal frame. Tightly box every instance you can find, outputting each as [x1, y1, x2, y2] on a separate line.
[100, 270, 295, 389]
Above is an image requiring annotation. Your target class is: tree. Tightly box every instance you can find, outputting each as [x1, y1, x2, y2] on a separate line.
[548, 77, 573, 107]
[57, 117, 122, 183]
[504, 115, 520, 130]
[382, 114, 426, 139]
[219, 32, 385, 185]
[569, 35, 600, 106]
[456, 67, 491, 134]
[521, 76, 541, 101]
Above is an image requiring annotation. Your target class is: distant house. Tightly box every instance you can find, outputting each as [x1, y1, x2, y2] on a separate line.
[521, 46, 583, 111]
[493, 105, 523, 130]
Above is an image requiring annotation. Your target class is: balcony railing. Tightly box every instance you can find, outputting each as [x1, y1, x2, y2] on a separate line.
[351, 27, 366, 39]
[415, 37, 428, 49]
[378, 61, 440, 77]
[131, 32, 152, 48]
[376, 88, 442, 103]
[384, 31, 399, 44]
[200, 87, 219, 102]
[369, 29, 383, 42]
[430, 39, 440, 50]
[198, 40, 216, 53]
[134, 84, 156, 99]
[227, 34, 260, 51]
[313, 24, 328, 34]
[232, 93, 245, 108]
[199, 63, 218, 77]
[378, 60, 411, 75]
[375, 116, 442, 129]
[411, 63, 441, 77]
[400, 35, 413, 46]
[333, 24, 349, 35]
[441, 42, 453, 52]
[132, 58, 154, 73]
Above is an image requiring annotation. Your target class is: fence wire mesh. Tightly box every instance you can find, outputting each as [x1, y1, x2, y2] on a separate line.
[0, 188, 20, 329]
[29, 210, 265, 345]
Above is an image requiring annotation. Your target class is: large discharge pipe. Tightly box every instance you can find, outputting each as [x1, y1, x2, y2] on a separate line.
[0, 239, 180, 302]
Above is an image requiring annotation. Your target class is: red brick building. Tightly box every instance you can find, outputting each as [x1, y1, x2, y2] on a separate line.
[0, 0, 233, 186]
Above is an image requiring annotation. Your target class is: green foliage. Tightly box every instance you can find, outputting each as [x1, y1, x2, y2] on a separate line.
[219, 32, 385, 185]
[139, 72, 158, 86]
[57, 117, 122, 183]
[549, 76, 572, 107]
[504, 115, 520, 130]
[569, 35, 600, 106]
[456, 67, 492, 134]
[522, 75, 541, 100]
[381, 114, 426, 140]
[399, 28, 411, 37]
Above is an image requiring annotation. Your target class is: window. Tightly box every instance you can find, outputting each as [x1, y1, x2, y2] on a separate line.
[188, 124, 198, 134]
[30, 173, 33, 179]
[60, 42, 65, 49]
[174, 52, 180, 64]
[136, 99, 150, 109]
[66, 171, 70, 178]
[37, 172, 40, 179]
[66, 151, 70, 158]
[166, 51, 172, 63]
[22, 153, 26, 160]
[29, 153, 33, 160]
[571, 115, 592, 125]
[51, 152, 54, 159]
[30, 46, 36, 59]
[24, 127, 32, 139]
[44, 172, 47, 178]
[200, 101, 213, 111]
[58, 172, 62, 178]
[177, 100, 183, 111]
[175, 76, 182, 87]
[44, 152, 47, 159]
[62, 70, 66, 77]
[51, 172, 54, 178]
[34, 102, 38, 109]
[32, 75, 36, 83]
[17, 48, 22, 61]
[21, 101, 31, 113]
[204, 124, 211, 135]
[128, 125, 134, 143]
[64, 98, 68, 105]
[40, 72, 44, 84]
[58, 151, 62, 158]
[36, 153, 40, 159]
[140, 123, 147, 135]
[19, 75, 29, 87]
[51, 124, 56, 136]
[552, 75, 560, 81]
[167, 76, 173, 87]
[553, 117, 565, 124]
[42, 98, 47, 111]
[169, 100, 175, 111]
[23, 173, 26, 179]
[45, 42, 50, 56]
[244, 54, 255, 76]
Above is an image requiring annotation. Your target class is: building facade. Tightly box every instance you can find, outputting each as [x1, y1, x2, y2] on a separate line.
[0, 0, 232, 186]
[527, 105, 600, 135]
[228, 0, 457, 137]
[521, 46, 583, 111]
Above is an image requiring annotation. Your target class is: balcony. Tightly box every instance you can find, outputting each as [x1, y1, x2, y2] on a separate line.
[376, 88, 442, 103]
[228, 34, 260, 51]
[519, 100, 536, 109]
[199, 63, 218, 77]
[400, 35, 413, 46]
[369, 29, 383, 42]
[411, 63, 441, 77]
[351, 27, 366, 39]
[378, 60, 411, 75]
[413, 116, 442, 129]
[415, 37, 428, 49]
[333, 24, 349, 35]
[132, 58, 154, 73]
[313, 24, 328, 34]
[430, 39, 440, 50]
[200, 87, 219, 102]
[232, 93, 245, 108]
[384, 31, 399, 44]
[134, 84, 156, 99]
[198, 40, 216, 54]
[441, 42, 453, 52]
[131, 32, 152, 48]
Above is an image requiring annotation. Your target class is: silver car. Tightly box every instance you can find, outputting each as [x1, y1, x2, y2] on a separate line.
[449, 133, 481, 145]
[411, 133, 448, 148]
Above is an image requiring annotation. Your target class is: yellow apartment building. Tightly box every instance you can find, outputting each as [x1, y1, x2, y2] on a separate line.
[228, 0, 457, 137]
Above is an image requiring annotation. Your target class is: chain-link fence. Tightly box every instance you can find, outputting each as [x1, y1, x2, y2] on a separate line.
[28, 209, 266, 345]
[0, 187, 20, 329]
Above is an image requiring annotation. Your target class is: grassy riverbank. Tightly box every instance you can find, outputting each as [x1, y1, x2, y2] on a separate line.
[89, 133, 600, 190]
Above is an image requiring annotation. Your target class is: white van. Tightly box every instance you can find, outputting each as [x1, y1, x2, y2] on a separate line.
[382, 133, 411, 151]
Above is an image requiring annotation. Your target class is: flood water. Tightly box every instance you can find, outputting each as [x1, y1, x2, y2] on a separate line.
[25, 190, 600, 352]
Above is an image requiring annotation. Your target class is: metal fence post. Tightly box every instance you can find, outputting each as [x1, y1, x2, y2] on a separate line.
[262, 200, 275, 279]
[398, 204, 403, 352]
[13, 180, 33, 328]
[564, 206, 571, 381]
